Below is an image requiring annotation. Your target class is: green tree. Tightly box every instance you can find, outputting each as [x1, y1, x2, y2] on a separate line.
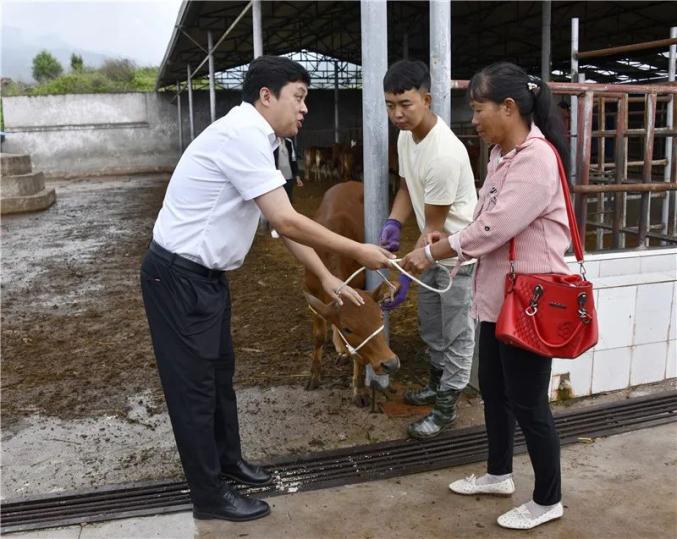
[9, 60, 159, 95]
[32, 50, 63, 82]
[70, 53, 84, 72]
[100, 58, 136, 83]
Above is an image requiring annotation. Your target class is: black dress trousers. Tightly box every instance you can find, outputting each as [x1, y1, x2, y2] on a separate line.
[478, 321, 562, 506]
[140, 250, 242, 506]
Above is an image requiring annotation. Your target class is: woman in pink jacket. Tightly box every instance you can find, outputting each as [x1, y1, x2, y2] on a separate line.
[402, 62, 570, 530]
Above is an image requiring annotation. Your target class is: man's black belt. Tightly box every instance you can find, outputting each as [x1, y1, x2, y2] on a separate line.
[149, 240, 224, 279]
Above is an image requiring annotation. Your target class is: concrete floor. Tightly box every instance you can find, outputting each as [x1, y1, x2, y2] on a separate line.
[6, 422, 677, 539]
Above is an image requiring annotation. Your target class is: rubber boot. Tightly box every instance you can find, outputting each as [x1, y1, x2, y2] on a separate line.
[407, 388, 460, 440]
[404, 366, 443, 406]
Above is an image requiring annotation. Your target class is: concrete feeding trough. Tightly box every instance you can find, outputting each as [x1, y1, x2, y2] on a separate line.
[1, 153, 56, 214]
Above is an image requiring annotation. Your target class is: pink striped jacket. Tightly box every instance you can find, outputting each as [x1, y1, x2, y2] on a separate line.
[449, 124, 571, 322]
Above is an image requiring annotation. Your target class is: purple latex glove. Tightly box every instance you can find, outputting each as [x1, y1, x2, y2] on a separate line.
[381, 274, 412, 311]
[379, 218, 402, 252]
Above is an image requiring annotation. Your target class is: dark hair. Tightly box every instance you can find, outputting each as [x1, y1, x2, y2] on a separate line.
[242, 55, 310, 104]
[469, 62, 570, 176]
[383, 60, 431, 94]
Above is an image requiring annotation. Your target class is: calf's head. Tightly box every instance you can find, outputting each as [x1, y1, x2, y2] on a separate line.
[304, 282, 400, 376]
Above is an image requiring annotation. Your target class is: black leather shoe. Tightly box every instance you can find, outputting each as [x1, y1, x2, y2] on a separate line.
[221, 459, 273, 486]
[193, 489, 270, 522]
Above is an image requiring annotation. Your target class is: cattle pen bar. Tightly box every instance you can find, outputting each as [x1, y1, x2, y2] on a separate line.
[450, 79, 677, 249]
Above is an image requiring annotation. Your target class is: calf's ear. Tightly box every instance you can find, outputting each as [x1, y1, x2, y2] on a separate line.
[303, 291, 339, 320]
[370, 280, 398, 303]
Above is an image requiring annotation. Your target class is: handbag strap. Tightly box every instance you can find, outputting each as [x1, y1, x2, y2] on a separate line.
[508, 137, 585, 264]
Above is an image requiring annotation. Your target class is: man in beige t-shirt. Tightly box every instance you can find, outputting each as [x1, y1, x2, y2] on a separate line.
[381, 60, 477, 439]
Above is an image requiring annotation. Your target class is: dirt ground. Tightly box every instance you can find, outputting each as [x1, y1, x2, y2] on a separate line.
[0, 173, 464, 498]
[1, 174, 430, 428]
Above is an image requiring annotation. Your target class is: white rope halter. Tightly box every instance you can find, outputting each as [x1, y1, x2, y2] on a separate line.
[310, 268, 394, 357]
[307, 303, 384, 357]
[333, 260, 452, 297]
[310, 261, 451, 357]
[336, 321, 385, 356]
[387, 259, 453, 294]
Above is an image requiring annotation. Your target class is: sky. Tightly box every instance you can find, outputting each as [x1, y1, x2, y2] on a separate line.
[2, 0, 184, 80]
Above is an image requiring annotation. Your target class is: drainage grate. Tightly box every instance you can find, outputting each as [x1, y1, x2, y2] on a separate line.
[2, 390, 675, 534]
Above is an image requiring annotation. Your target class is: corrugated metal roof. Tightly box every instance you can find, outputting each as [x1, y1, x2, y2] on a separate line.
[157, 1, 676, 90]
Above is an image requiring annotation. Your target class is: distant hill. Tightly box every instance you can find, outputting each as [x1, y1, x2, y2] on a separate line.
[1, 26, 114, 82]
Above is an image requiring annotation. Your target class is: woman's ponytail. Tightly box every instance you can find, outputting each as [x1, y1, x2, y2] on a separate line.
[529, 76, 570, 179]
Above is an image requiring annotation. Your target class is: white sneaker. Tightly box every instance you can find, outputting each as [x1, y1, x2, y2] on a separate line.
[448, 474, 515, 496]
[497, 502, 564, 530]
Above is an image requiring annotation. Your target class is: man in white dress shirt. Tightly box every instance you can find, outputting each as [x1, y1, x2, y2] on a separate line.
[141, 55, 393, 522]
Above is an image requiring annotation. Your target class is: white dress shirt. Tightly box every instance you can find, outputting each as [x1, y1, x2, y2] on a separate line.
[153, 102, 285, 270]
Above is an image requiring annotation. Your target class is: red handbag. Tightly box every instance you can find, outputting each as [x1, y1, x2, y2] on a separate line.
[495, 139, 598, 359]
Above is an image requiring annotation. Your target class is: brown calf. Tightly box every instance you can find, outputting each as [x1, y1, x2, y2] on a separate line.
[304, 181, 400, 407]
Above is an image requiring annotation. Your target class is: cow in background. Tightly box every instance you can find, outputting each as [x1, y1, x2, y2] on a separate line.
[304, 181, 400, 407]
[303, 141, 396, 186]
[303, 146, 334, 182]
[303, 147, 318, 181]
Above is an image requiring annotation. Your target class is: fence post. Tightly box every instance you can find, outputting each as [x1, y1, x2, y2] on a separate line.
[575, 90, 594, 242]
[613, 95, 628, 248]
[639, 93, 657, 247]
[596, 96, 606, 249]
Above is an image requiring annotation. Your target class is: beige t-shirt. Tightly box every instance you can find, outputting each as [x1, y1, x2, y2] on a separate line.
[398, 115, 477, 265]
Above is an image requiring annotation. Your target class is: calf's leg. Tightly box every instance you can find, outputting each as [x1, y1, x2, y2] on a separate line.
[306, 314, 326, 390]
[352, 358, 370, 407]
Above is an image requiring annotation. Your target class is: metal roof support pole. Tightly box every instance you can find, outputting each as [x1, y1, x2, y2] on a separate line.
[187, 64, 194, 141]
[176, 81, 183, 153]
[430, 0, 451, 124]
[334, 61, 340, 144]
[181, 3, 253, 81]
[252, 0, 263, 58]
[541, 0, 551, 82]
[663, 26, 676, 242]
[360, 0, 389, 291]
[570, 17, 579, 185]
[208, 31, 216, 124]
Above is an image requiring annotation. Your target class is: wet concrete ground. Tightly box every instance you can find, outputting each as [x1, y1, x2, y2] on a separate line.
[6, 422, 677, 538]
[0, 385, 482, 499]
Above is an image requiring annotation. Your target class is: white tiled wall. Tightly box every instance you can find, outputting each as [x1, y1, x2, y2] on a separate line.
[552, 351, 593, 397]
[549, 248, 677, 401]
[640, 252, 677, 273]
[667, 341, 677, 379]
[595, 286, 636, 350]
[598, 255, 641, 277]
[592, 347, 632, 393]
[630, 342, 669, 385]
[670, 283, 677, 342]
[634, 282, 673, 345]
